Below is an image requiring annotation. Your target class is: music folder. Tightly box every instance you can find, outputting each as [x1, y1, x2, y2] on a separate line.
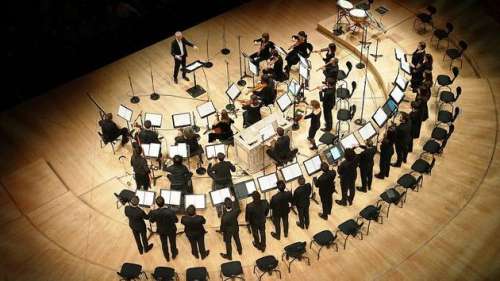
[299, 62, 310, 81]
[257, 173, 278, 192]
[249, 60, 259, 76]
[135, 190, 156, 207]
[340, 133, 360, 149]
[209, 187, 232, 206]
[172, 112, 192, 128]
[276, 93, 293, 112]
[184, 194, 206, 209]
[288, 79, 300, 96]
[117, 104, 133, 122]
[303, 155, 322, 176]
[324, 144, 344, 164]
[372, 107, 389, 128]
[142, 143, 161, 158]
[259, 122, 277, 142]
[159, 189, 182, 206]
[144, 112, 162, 127]
[280, 162, 303, 182]
[394, 48, 406, 62]
[184, 60, 204, 73]
[390, 86, 405, 104]
[196, 101, 216, 119]
[226, 83, 241, 101]
[169, 143, 188, 158]
[205, 143, 226, 159]
[394, 73, 408, 91]
[382, 99, 398, 117]
[234, 179, 257, 200]
[358, 121, 377, 141]
[400, 60, 411, 75]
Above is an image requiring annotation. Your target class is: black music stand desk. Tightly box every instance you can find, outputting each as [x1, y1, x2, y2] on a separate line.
[184, 60, 206, 98]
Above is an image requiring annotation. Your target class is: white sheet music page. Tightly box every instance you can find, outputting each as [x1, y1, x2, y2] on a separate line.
[359, 122, 377, 141]
[245, 181, 256, 194]
[281, 163, 302, 181]
[148, 143, 161, 157]
[277, 94, 292, 112]
[372, 107, 388, 127]
[185, 194, 205, 209]
[187, 61, 203, 72]
[173, 113, 192, 128]
[390, 86, 405, 103]
[226, 83, 240, 100]
[304, 155, 321, 175]
[341, 133, 360, 149]
[118, 105, 133, 122]
[197, 101, 216, 118]
[258, 173, 278, 191]
[145, 113, 162, 127]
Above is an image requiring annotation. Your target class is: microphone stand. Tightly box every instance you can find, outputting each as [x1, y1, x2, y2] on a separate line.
[149, 63, 160, 100]
[355, 43, 371, 126]
[220, 20, 230, 55]
[86, 92, 106, 120]
[237, 35, 250, 86]
[204, 31, 213, 68]
[127, 71, 140, 104]
[356, 25, 369, 69]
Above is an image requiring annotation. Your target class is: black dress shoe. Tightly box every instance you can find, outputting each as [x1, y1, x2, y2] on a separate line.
[165, 256, 170, 262]
[296, 221, 304, 229]
[271, 232, 280, 240]
[391, 163, 401, 167]
[318, 213, 328, 220]
[237, 249, 242, 255]
[375, 173, 384, 179]
[335, 200, 347, 206]
[145, 244, 154, 253]
[172, 250, 178, 260]
[252, 241, 260, 249]
[320, 128, 331, 132]
[201, 250, 210, 259]
[174, 77, 178, 84]
[356, 186, 367, 192]
[183, 76, 190, 81]
[220, 253, 232, 260]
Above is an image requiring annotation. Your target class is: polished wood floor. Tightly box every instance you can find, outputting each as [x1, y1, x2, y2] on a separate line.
[1, 0, 499, 280]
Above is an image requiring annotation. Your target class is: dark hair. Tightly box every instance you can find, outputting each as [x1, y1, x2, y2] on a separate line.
[130, 196, 139, 206]
[321, 162, 329, 172]
[134, 145, 143, 155]
[156, 196, 165, 207]
[344, 148, 355, 161]
[262, 32, 269, 41]
[217, 152, 225, 161]
[328, 43, 336, 53]
[186, 205, 196, 216]
[366, 139, 373, 147]
[224, 197, 232, 209]
[277, 127, 284, 136]
[252, 191, 261, 201]
[173, 155, 183, 164]
[298, 176, 305, 185]
[105, 113, 113, 120]
[144, 120, 152, 129]
[277, 180, 286, 191]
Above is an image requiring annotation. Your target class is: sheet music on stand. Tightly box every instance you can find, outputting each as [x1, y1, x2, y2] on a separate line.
[169, 143, 188, 158]
[249, 60, 259, 76]
[226, 83, 241, 101]
[394, 48, 406, 62]
[372, 107, 389, 127]
[135, 190, 156, 207]
[288, 79, 300, 96]
[142, 143, 161, 158]
[276, 93, 293, 112]
[298, 53, 309, 68]
[303, 155, 322, 176]
[276, 46, 288, 57]
[383, 99, 398, 116]
[184, 194, 206, 209]
[389, 86, 405, 104]
[209, 187, 232, 206]
[234, 179, 257, 200]
[358, 121, 377, 141]
[196, 101, 217, 119]
[186, 61, 204, 72]
[340, 133, 360, 149]
[299, 63, 310, 81]
[205, 143, 226, 159]
[395, 73, 408, 91]
[117, 104, 133, 122]
[160, 189, 182, 206]
[259, 121, 277, 142]
[324, 144, 344, 164]
[145, 112, 162, 127]
[280, 162, 303, 182]
[257, 173, 278, 192]
[400, 60, 411, 75]
[172, 112, 192, 128]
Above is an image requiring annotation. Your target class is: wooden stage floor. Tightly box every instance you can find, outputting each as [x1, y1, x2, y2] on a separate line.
[0, 0, 499, 280]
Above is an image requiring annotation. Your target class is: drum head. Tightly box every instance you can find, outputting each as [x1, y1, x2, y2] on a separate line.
[337, 0, 354, 10]
[350, 8, 367, 18]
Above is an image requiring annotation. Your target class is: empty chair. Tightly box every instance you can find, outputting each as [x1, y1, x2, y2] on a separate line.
[436, 67, 460, 93]
[114, 189, 136, 209]
[337, 61, 353, 87]
[357, 204, 383, 235]
[411, 156, 436, 176]
[336, 104, 356, 138]
[437, 107, 460, 125]
[117, 263, 147, 281]
[310, 230, 338, 260]
[186, 267, 209, 281]
[439, 86, 461, 111]
[152, 266, 178, 281]
[431, 123, 454, 142]
[253, 255, 281, 281]
[336, 219, 363, 249]
[281, 241, 310, 273]
[220, 261, 244, 281]
[422, 124, 455, 157]
[378, 188, 406, 218]
[397, 172, 423, 192]
[431, 22, 454, 49]
[414, 5, 437, 31]
[336, 81, 357, 109]
[444, 41, 468, 69]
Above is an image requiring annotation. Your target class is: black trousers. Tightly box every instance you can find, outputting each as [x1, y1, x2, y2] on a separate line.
[379, 156, 391, 177]
[188, 235, 206, 258]
[272, 214, 289, 238]
[223, 231, 242, 257]
[159, 232, 177, 259]
[323, 107, 333, 130]
[340, 181, 356, 204]
[360, 165, 373, 190]
[395, 143, 408, 165]
[135, 173, 151, 190]
[173, 56, 187, 79]
[106, 128, 129, 144]
[297, 205, 310, 227]
[250, 223, 266, 248]
[132, 228, 149, 254]
[320, 193, 333, 215]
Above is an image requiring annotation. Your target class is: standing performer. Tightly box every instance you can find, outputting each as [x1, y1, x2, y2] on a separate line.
[149, 196, 178, 261]
[250, 32, 275, 64]
[319, 78, 336, 131]
[270, 180, 292, 240]
[181, 205, 210, 259]
[313, 42, 337, 64]
[336, 148, 358, 206]
[313, 162, 336, 220]
[356, 140, 376, 192]
[392, 112, 412, 167]
[99, 113, 130, 145]
[171, 31, 198, 84]
[125, 196, 153, 255]
[375, 127, 396, 179]
[284, 31, 313, 74]
[293, 176, 312, 228]
[245, 191, 270, 252]
[131, 145, 151, 190]
[304, 100, 322, 150]
[220, 198, 242, 260]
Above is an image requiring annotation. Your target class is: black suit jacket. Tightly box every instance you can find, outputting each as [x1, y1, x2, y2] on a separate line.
[165, 163, 192, 186]
[245, 199, 270, 226]
[220, 204, 241, 235]
[293, 183, 312, 208]
[358, 146, 376, 169]
[131, 154, 150, 176]
[125, 206, 149, 232]
[171, 38, 194, 58]
[149, 207, 178, 235]
[138, 129, 160, 144]
[320, 87, 336, 109]
[273, 135, 291, 160]
[314, 170, 336, 197]
[270, 191, 292, 217]
[208, 161, 236, 185]
[181, 215, 206, 238]
[338, 159, 358, 184]
[99, 119, 120, 143]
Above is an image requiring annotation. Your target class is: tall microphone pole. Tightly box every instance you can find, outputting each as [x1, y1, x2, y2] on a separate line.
[204, 31, 213, 68]
[128, 71, 140, 104]
[355, 43, 371, 126]
[237, 35, 246, 86]
[220, 20, 230, 55]
[149, 63, 160, 100]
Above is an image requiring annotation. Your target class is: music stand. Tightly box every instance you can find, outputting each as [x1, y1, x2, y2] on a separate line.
[234, 179, 257, 200]
[184, 194, 206, 210]
[399, 60, 411, 76]
[127, 71, 140, 104]
[209, 187, 232, 206]
[249, 60, 259, 87]
[299, 62, 310, 90]
[394, 73, 409, 91]
[117, 104, 133, 129]
[237, 36, 251, 86]
[303, 155, 322, 176]
[276, 93, 293, 114]
[184, 60, 206, 97]
[159, 189, 182, 207]
[196, 101, 217, 134]
[168, 143, 189, 158]
[382, 98, 398, 117]
[144, 112, 163, 128]
[257, 173, 278, 193]
[340, 133, 360, 150]
[142, 143, 162, 158]
[324, 144, 344, 164]
[371, 107, 389, 128]
[389, 86, 405, 105]
[394, 48, 406, 62]
[279, 162, 303, 183]
[149, 64, 161, 100]
[220, 21, 230, 55]
[205, 143, 227, 160]
[358, 121, 377, 142]
[172, 112, 193, 129]
[225, 83, 241, 116]
[135, 190, 156, 208]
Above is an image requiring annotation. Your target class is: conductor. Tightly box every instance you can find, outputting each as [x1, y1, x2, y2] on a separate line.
[125, 196, 153, 254]
[171, 31, 198, 84]
[149, 196, 178, 261]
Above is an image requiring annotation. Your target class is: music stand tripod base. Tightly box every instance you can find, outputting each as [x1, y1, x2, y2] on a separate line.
[221, 48, 230, 55]
[130, 96, 140, 104]
[186, 85, 206, 98]
[204, 61, 213, 68]
[150, 93, 160, 100]
[354, 118, 367, 125]
[237, 79, 247, 86]
[356, 62, 365, 69]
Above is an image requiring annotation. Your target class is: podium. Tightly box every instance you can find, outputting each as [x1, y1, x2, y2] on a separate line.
[184, 60, 206, 97]
[234, 113, 292, 174]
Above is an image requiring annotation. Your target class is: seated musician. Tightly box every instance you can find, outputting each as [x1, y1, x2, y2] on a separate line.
[266, 127, 298, 166]
[137, 120, 160, 144]
[313, 42, 336, 64]
[263, 49, 288, 82]
[99, 113, 130, 145]
[253, 74, 277, 106]
[164, 154, 193, 194]
[316, 57, 339, 82]
[241, 94, 263, 128]
[284, 31, 313, 74]
[250, 32, 275, 65]
[208, 110, 234, 143]
[175, 126, 204, 163]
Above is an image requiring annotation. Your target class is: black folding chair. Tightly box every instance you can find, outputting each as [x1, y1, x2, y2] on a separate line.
[443, 41, 468, 69]
[310, 230, 338, 260]
[186, 267, 209, 281]
[357, 204, 383, 235]
[431, 22, 454, 49]
[336, 219, 364, 249]
[436, 67, 459, 93]
[152, 266, 178, 281]
[117, 263, 147, 281]
[220, 261, 244, 281]
[378, 188, 406, 218]
[253, 255, 281, 281]
[281, 241, 310, 273]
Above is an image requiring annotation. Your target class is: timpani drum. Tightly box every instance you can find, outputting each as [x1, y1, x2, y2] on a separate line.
[349, 8, 368, 25]
[337, 0, 354, 11]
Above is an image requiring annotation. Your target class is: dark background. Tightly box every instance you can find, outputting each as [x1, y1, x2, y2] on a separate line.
[5, 0, 248, 111]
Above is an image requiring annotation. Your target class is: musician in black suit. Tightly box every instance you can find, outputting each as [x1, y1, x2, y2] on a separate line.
[270, 180, 292, 240]
[409, 100, 424, 152]
[98, 113, 129, 145]
[319, 78, 336, 131]
[149, 196, 178, 261]
[245, 191, 269, 252]
[137, 120, 160, 144]
[317, 57, 339, 82]
[313, 162, 336, 220]
[131, 145, 151, 190]
[266, 127, 296, 165]
[164, 155, 192, 193]
[171, 31, 198, 84]
[392, 112, 412, 167]
[356, 140, 376, 192]
[336, 149, 358, 206]
[208, 153, 236, 190]
[253, 74, 277, 106]
[293, 176, 312, 229]
[375, 127, 396, 179]
[125, 196, 153, 254]
[250, 32, 275, 64]
[241, 95, 263, 128]
[220, 198, 242, 260]
[181, 205, 210, 259]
